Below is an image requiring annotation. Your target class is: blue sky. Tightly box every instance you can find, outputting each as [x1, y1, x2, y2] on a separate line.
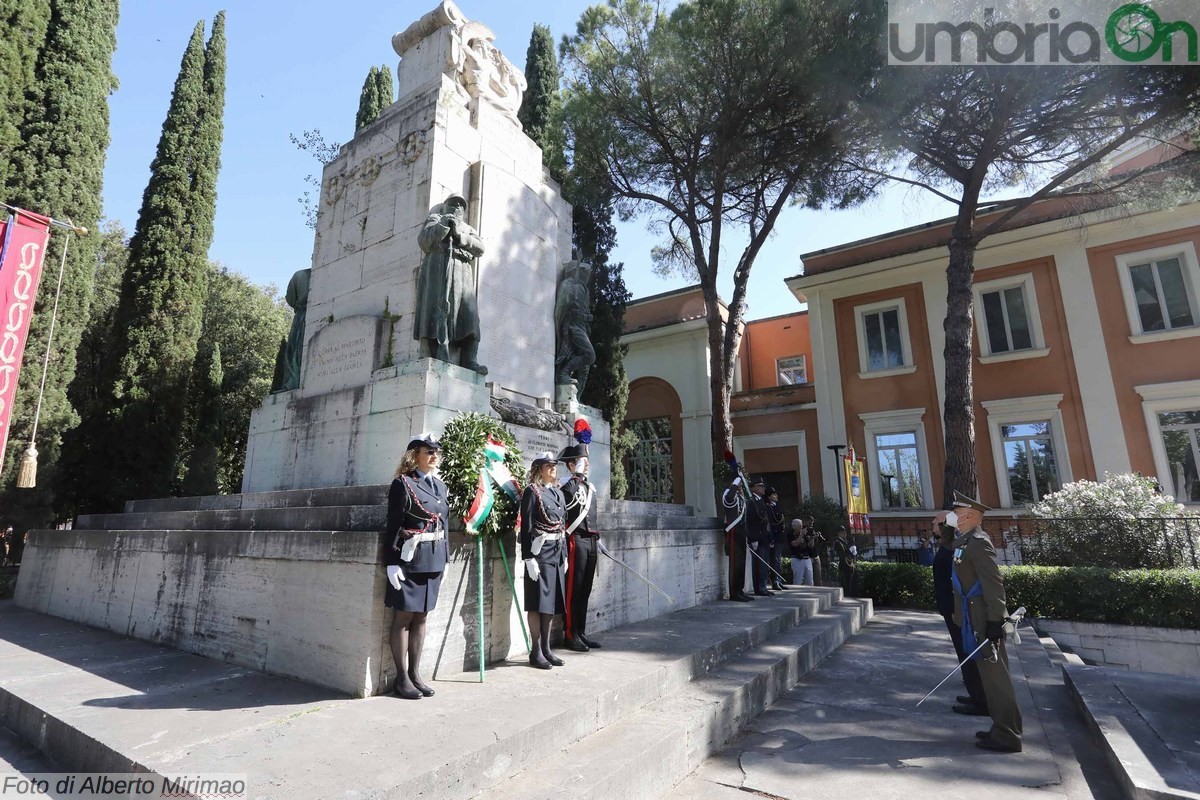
[102, 1, 959, 318]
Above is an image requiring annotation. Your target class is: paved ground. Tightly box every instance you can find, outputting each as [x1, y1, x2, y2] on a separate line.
[668, 611, 1123, 800]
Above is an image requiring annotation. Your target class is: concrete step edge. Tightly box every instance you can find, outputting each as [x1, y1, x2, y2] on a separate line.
[476, 600, 873, 800]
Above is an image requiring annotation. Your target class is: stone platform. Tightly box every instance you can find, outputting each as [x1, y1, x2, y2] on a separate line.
[15, 486, 723, 697]
[1065, 664, 1200, 800]
[0, 588, 870, 800]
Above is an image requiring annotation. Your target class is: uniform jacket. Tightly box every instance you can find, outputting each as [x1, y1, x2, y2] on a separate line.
[951, 526, 1008, 634]
[766, 501, 785, 543]
[722, 485, 747, 539]
[744, 493, 769, 543]
[520, 484, 567, 565]
[561, 476, 597, 536]
[385, 473, 450, 573]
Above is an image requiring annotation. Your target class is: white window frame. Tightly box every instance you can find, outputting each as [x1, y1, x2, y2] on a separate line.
[734, 431, 810, 498]
[860, 407, 933, 510]
[972, 272, 1050, 363]
[854, 297, 916, 379]
[982, 394, 1073, 509]
[776, 354, 808, 386]
[1136, 379, 1200, 506]
[1115, 242, 1200, 344]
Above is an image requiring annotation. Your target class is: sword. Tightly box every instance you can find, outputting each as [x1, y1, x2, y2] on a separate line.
[746, 540, 789, 587]
[916, 607, 1027, 707]
[599, 544, 675, 605]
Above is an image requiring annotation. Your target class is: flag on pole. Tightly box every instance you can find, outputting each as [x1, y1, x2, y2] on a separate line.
[843, 445, 871, 537]
[0, 208, 52, 475]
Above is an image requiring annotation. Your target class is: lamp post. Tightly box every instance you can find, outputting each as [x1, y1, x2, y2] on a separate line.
[827, 444, 846, 510]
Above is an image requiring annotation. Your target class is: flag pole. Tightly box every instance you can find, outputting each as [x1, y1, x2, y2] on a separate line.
[0, 202, 88, 235]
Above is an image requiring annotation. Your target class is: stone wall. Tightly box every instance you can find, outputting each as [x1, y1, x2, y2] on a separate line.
[1036, 619, 1200, 678]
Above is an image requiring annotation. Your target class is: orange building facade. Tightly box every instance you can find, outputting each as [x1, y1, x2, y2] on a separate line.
[622, 154, 1200, 549]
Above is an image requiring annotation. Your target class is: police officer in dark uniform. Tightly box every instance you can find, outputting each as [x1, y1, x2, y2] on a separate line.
[721, 476, 752, 602]
[765, 486, 787, 590]
[384, 432, 450, 699]
[559, 443, 602, 652]
[521, 452, 568, 669]
[947, 491, 1023, 753]
[746, 477, 773, 596]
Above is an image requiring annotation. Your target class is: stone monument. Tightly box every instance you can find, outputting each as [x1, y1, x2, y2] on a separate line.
[242, 0, 610, 494]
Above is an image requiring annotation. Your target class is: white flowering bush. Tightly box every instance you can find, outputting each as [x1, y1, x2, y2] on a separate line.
[1024, 473, 1199, 569]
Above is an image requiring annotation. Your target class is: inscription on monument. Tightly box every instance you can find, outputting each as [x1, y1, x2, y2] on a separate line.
[300, 315, 387, 396]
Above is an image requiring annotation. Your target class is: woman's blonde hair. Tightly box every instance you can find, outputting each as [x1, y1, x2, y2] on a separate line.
[396, 446, 439, 479]
[526, 461, 556, 487]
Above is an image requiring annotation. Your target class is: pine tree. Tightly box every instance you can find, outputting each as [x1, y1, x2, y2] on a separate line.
[355, 66, 381, 132]
[181, 343, 222, 496]
[0, 0, 51, 189]
[102, 14, 225, 505]
[517, 24, 565, 182]
[374, 64, 393, 117]
[0, 0, 119, 529]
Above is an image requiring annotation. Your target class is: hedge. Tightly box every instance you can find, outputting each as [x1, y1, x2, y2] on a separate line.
[857, 562, 1200, 629]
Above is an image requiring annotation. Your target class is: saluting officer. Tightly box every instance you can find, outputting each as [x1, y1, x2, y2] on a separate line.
[948, 490, 1023, 753]
[721, 476, 752, 602]
[559, 443, 603, 652]
[384, 432, 450, 699]
[745, 478, 773, 596]
[521, 452, 569, 669]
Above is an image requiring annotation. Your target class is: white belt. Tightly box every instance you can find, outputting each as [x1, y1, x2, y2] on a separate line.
[530, 531, 564, 556]
[400, 527, 444, 562]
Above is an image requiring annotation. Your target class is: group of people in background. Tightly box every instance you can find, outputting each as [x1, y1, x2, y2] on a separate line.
[382, 431, 604, 698]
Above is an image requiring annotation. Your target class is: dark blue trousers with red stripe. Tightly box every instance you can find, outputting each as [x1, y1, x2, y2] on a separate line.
[565, 533, 599, 640]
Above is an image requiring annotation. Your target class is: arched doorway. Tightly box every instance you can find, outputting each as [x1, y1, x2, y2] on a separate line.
[625, 377, 684, 504]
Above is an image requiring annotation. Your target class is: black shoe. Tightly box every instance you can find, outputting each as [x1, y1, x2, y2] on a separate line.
[410, 676, 435, 697]
[976, 730, 991, 740]
[731, 594, 752, 602]
[976, 738, 1022, 753]
[529, 653, 552, 670]
[579, 634, 602, 649]
[957, 695, 975, 705]
[544, 652, 565, 667]
[394, 682, 422, 700]
[565, 638, 589, 652]
[952, 704, 989, 717]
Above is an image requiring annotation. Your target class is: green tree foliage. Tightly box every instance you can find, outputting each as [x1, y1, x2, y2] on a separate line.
[0, 0, 50, 188]
[0, 0, 119, 531]
[102, 14, 226, 506]
[374, 64, 393, 115]
[562, 0, 881, 504]
[517, 24, 565, 182]
[861, 49, 1200, 505]
[290, 128, 341, 229]
[355, 64, 393, 133]
[181, 343, 222, 496]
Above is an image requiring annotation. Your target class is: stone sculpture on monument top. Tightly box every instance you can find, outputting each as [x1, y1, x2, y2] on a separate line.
[241, 0, 610, 495]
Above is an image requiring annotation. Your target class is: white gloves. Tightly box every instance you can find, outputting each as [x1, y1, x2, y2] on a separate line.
[849, 545, 858, 556]
[732, 476, 743, 487]
[597, 540, 610, 557]
[524, 558, 541, 581]
[386, 564, 405, 590]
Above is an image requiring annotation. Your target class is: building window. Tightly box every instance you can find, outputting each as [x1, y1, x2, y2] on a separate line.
[1116, 243, 1200, 339]
[874, 431, 924, 509]
[972, 272, 1047, 361]
[853, 297, 913, 377]
[777, 355, 807, 386]
[627, 416, 673, 503]
[860, 407, 933, 510]
[1001, 421, 1062, 505]
[1158, 409, 1200, 503]
[982, 394, 1073, 508]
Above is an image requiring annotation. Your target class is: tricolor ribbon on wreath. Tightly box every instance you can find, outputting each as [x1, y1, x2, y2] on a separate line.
[464, 434, 522, 535]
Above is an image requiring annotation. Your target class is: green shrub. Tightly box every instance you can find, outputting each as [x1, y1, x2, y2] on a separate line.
[858, 562, 1200, 629]
[0, 573, 15, 600]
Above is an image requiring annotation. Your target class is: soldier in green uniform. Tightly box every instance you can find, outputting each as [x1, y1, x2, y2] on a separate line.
[948, 490, 1023, 753]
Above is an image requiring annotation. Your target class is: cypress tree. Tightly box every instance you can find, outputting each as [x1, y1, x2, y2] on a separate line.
[0, 0, 51, 189]
[0, 0, 118, 528]
[181, 343, 222, 496]
[517, 23, 632, 496]
[374, 64, 393, 119]
[355, 66, 381, 132]
[103, 14, 225, 505]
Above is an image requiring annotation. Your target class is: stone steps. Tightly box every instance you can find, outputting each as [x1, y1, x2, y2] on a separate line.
[477, 600, 872, 800]
[0, 589, 864, 800]
[75, 507, 719, 533]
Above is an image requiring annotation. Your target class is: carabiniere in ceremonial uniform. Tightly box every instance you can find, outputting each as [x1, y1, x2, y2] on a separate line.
[559, 443, 603, 652]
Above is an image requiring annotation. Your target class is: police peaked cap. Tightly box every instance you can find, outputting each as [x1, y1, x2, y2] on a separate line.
[750, 477, 766, 488]
[951, 490, 992, 512]
[530, 451, 559, 469]
[406, 432, 441, 452]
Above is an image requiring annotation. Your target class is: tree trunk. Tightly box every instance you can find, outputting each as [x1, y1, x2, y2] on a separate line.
[701, 281, 733, 510]
[942, 217, 979, 507]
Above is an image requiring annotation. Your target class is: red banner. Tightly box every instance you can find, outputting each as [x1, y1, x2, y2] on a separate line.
[0, 208, 52, 473]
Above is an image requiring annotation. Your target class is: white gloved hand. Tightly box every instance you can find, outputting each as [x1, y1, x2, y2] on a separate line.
[597, 540, 610, 557]
[524, 558, 541, 581]
[849, 544, 858, 556]
[386, 564, 404, 591]
[732, 476, 743, 487]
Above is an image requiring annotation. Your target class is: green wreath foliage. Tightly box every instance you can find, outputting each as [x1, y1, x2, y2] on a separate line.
[438, 412, 525, 538]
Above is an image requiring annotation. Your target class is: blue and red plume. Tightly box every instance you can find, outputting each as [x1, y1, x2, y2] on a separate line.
[574, 418, 593, 445]
[724, 449, 740, 472]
